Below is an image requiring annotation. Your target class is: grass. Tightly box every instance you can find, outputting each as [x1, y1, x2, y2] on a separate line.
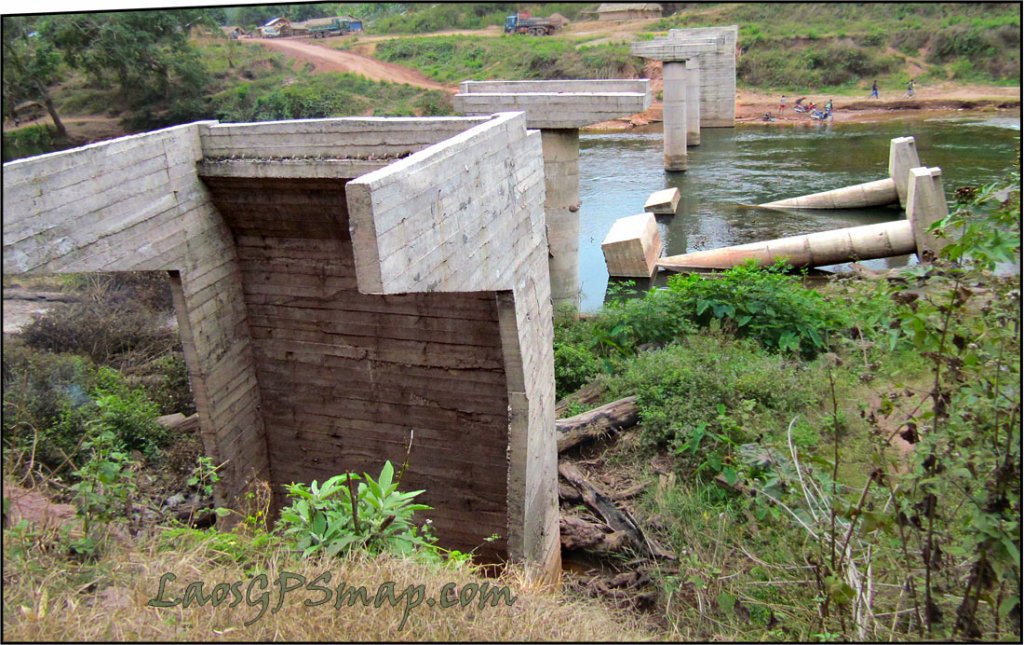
[374, 35, 643, 84]
[1, 521, 656, 641]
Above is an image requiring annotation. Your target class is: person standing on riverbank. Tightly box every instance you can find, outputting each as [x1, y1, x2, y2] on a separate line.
[779, 94, 787, 114]
[906, 79, 916, 98]
[870, 80, 879, 98]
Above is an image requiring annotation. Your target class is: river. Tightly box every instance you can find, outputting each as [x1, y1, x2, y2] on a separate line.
[577, 114, 1021, 311]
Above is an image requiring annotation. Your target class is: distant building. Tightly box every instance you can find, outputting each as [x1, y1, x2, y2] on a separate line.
[596, 3, 663, 21]
[259, 17, 292, 37]
[220, 25, 246, 39]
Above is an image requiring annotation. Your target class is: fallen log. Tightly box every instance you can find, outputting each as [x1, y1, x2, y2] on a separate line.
[559, 516, 629, 552]
[556, 396, 639, 453]
[555, 381, 607, 417]
[558, 462, 675, 560]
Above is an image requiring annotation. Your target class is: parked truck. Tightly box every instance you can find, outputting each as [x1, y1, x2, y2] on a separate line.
[504, 13, 560, 36]
[309, 18, 359, 38]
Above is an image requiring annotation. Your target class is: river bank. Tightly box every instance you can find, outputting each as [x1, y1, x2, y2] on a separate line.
[588, 83, 1021, 131]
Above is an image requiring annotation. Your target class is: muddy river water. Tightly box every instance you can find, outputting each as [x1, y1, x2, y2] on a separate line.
[577, 113, 1021, 311]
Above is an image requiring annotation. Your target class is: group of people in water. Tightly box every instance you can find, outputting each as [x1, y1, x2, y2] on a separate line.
[769, 95, 833, 122]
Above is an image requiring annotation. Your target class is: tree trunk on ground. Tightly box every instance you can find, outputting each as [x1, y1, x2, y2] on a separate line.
[556, 396, 639, 453]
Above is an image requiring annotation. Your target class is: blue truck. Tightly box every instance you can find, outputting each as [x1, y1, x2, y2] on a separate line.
[504, 13, 559, 36]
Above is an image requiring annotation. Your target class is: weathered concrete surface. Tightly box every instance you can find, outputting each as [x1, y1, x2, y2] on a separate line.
[453, 80, 651, 309]
[644, 187, 681, 215]
[759, 178, 899, 210]
[685, 59, 702, 145]
[3, 114, 560, 582]
[632, 26, 738, 127]
[602, 213, 663, 277]
[662, 61, 689, 171]
[658, 220, 916, 271]
[540, 129, 582, 310]
[889, 136, 922, 208]
[454, 80, 651, 129]
[906, 166, 950, 262]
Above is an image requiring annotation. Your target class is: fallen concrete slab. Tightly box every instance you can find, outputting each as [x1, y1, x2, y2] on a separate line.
[602, 213, 663, 278]
[644, 187, 681, 215]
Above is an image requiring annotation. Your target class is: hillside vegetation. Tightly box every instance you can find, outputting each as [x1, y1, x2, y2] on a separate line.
[362, 2, 1020, 91]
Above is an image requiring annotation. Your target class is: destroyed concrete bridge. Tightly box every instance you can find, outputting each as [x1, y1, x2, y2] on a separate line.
[2, 115, 561, 581]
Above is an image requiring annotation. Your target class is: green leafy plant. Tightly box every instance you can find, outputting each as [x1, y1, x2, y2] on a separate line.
[666, 261, 845, 356]
[277, 460, 437, 560]
[70, 429, 139, 538]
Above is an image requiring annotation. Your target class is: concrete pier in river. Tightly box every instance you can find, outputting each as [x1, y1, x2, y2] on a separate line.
[453, 80, 651, 310]
[3, 115, 562, 582]
[632, 26, 738, 171]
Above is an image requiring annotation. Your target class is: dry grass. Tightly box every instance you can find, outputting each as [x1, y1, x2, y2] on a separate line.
[2, 526, 658, 642]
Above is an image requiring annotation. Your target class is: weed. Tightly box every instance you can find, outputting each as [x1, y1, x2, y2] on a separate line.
[277, 461, 439, 561]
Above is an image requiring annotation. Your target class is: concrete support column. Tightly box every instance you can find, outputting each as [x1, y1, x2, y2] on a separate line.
[685, 59, 701, 146]
[541, 129, 581, 310]
[888, 136, 922, 208]
[662, 61, 688, 171]
[906, 166, 950, 262]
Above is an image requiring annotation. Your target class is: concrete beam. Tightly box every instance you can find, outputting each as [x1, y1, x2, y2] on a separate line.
[453, 80, 651, 130]
[453, 79, 651, 310]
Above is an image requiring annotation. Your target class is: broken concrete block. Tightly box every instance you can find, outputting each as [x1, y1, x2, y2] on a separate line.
[644, 187, 681, 215]
[602, 213, 663, 278]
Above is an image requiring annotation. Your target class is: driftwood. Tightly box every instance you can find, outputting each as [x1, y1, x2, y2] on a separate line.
[554, 381, 607, 416]
[558, 462, 675, 561]
[156, 413, 200, 433]
[559, 516, 629, 552]
[559, 480, 646, 504]
[556, 396, 639, 453]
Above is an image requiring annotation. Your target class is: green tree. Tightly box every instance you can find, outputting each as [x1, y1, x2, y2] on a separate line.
[40, 10, 214, 125]
[2, 16, 68, 138]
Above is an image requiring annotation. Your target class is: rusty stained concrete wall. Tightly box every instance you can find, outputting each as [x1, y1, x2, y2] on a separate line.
[2, 114, 560, 581]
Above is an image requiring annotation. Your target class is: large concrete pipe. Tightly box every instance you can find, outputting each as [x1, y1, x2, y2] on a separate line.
[658, 164, 950, 272]
[759, 136, 922, 210]
[758, 178, 899, 210]
[658, 220, 916, 271]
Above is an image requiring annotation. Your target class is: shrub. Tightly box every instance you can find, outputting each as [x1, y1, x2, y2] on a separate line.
[606, 334, 826, 459]
[21, 299, 175, 367]
[553, 341, 600, 399]
[665, 261, 846, 356]
[2, 342, 170, 474]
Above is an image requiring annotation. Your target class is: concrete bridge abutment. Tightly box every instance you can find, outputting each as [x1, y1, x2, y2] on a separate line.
[3, 115, 562, 583]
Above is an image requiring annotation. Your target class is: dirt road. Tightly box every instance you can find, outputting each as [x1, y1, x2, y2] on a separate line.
[252, 38, 452, 92]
